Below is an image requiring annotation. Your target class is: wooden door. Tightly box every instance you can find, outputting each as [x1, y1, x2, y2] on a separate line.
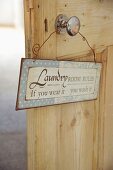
[24, 0, 113, 170]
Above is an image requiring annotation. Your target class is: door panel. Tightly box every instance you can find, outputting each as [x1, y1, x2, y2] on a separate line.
[24, 0, 113, 170]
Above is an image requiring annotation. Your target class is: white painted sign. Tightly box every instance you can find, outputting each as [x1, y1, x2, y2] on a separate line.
[16, 58, 102, 110]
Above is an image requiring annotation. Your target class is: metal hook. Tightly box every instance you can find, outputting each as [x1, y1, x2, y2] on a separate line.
[32, 31, 56, 57]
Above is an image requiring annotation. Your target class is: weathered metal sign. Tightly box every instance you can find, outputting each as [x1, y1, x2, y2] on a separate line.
[16, 58, 102, 110]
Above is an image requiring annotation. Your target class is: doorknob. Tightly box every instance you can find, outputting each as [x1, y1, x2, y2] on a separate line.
[55, 14, 80, 36]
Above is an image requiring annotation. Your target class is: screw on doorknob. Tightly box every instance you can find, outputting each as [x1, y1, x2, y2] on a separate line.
[55, 14, 80, 36]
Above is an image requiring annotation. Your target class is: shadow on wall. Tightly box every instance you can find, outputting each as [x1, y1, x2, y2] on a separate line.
[0, 1, 27, 170]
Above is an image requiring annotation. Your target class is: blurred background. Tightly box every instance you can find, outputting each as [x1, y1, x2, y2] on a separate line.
[0, 0, 26, 170]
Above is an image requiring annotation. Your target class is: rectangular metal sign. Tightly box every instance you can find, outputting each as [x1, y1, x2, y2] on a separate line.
[16, 58, 102, 110]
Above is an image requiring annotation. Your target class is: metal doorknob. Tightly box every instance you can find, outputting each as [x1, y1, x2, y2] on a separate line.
[55, 14, 80, 36]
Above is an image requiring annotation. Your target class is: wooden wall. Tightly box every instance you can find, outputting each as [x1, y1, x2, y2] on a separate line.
[24, 0, 113, 170]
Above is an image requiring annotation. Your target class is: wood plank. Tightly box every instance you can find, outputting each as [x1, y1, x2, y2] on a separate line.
[98, 48, 107, 169]
[103, 46, 113, 170]
[25, 1, 58, 170]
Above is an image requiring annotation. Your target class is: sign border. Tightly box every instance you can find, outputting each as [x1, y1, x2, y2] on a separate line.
[16, 58, 102, 110]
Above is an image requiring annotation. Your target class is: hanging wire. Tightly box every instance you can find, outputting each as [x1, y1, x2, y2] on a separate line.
[32, 29, 96, 63]
[32, 31, 56, 57]
[78, 32, 96, 63]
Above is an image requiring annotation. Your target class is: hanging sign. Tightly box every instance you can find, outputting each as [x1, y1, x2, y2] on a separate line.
[16, 58, 102, 110]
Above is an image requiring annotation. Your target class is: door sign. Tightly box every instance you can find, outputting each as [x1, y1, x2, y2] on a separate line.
[16, 58, 102, 110]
